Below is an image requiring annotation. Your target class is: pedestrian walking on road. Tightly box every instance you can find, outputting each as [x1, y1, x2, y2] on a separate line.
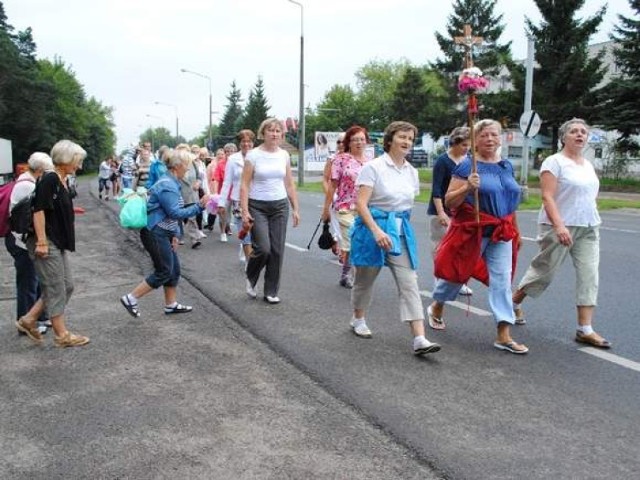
[24, 140, 90, 347]
[8, 152, 54, 340]
[428, 119, 526, 354]
[120, 148, 210, 318]
[321, 126, 370, 289]
[349, 121, 441, 356]
[218, 129, 255, 263]
[512, 118, 610, 348]
[427, 126, 473, 302]
[240, 118, 300, 304]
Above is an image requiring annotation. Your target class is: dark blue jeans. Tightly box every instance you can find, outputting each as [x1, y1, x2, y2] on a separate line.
[140, 226, 180, 289]
[4, 234, 46, 321]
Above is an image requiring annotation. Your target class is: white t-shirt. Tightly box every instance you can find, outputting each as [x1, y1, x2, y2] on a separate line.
[538, 152, 601, 227]
[9, 172, 37, 249]
[98, 161, 112, 179]
[356, 153, 419, 211]
[219, 151, 245, 202]
[246, 147, 289, 201]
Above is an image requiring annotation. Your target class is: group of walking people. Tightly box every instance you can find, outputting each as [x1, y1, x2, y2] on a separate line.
[10, 116, 609, 357]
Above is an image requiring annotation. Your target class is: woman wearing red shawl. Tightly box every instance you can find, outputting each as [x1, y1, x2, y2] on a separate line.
[428, 119, 527, 354]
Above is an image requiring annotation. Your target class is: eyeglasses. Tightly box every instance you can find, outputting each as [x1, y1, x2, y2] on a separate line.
[336, 141, 342, 145]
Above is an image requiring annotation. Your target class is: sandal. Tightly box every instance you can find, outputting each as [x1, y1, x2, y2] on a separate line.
[575, 330, 611, 349]
[120, 295, 140, 318]
[16, 317, 43, 344]
[427, 305, 445, 331]
[493, 340, 529, 354]
[164, 303, 193, 314]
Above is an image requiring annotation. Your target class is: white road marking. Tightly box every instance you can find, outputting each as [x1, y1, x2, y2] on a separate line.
[600, 226, 639, 234]
[578, 348, 640, 373]
[285, 242, 308, 252]
[419, 290, 492, 317]
[521, 236, 535, 242]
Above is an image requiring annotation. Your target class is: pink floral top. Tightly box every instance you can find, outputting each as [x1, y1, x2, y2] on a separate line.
[331, 152, 366, 211]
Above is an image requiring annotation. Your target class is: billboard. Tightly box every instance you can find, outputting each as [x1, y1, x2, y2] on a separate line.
[0, 138, 12, 177]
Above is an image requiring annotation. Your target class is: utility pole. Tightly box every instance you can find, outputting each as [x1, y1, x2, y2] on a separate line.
[521, 35, 536, 201]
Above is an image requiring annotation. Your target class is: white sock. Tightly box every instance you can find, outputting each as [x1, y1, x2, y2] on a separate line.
[352, 317, 365, 327]
[413, 335, 426, 347]
[578, 325, 594, 335]
[165, 301, 178, 309]
[127, 293, 138, 305]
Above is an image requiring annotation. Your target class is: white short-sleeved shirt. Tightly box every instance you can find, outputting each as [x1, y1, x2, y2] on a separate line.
[246, 147, 288, 201]
[538, 153, 601, 227]
[356, 153, 419, 212]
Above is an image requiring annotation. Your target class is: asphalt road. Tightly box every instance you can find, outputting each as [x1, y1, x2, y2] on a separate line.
[171, 189, 640, 479]
[6, 179, 636, 479]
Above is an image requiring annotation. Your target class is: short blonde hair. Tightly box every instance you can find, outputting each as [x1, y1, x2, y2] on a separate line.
[167, 148, 194, 169]
[257, 118, 285, 140]
[27, 152, 54, 172]
[50, 140, 87, 166]
[473, 119, 502, 137]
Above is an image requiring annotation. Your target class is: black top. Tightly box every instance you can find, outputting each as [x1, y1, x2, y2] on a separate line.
[427, 152, 458, 216]
[32, 172, 75, 252]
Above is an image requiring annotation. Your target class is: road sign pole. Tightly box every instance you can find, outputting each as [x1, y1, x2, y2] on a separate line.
[520, 35, 535, 201]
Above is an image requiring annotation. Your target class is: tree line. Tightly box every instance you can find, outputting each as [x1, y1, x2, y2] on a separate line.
[0, 2, 115, 172]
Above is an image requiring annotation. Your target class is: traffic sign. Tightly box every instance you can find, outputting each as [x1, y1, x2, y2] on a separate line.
[519, 110, 541, 138]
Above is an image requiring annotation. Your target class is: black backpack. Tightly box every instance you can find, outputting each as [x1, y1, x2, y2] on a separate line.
[9, 191, 35, 236]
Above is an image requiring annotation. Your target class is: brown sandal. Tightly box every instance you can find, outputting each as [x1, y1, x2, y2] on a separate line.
[15, 317, 43, 344]
[575, 331, 611, 349]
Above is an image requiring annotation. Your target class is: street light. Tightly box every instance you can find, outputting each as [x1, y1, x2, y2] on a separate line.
[287, 0, 305, 186]
[145, 114, 164, 151]
[154, 101, 179, 139]
[181, 68, 212, 149]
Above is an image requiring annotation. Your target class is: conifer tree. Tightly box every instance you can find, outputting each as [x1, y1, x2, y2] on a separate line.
[219, 81, 244, 138]
[241, 76, 270, 135]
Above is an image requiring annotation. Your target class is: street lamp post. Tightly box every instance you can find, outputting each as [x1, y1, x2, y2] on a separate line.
[288, 0, 305, 187]
[181, 68, 213, 149]
[145, 114, 164, 151]
[154, 101, 179, 139]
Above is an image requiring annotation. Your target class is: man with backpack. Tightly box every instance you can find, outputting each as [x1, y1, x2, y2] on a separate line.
[3, 152, 54, 339]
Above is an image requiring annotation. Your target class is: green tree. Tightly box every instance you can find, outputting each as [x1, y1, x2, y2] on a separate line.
[241, 76, 270, 134]
[527, 0, 607, 151]
[434, 0, 513, 74]
[597, 0, 640, 142]
[140, 127, 174, 151]
[219, 81, 244, 137]
[82, 97, 115, 170]
[355, 59, 411, 132]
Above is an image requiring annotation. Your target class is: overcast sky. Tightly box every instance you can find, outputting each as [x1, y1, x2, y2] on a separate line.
[3, 0, 632, 152]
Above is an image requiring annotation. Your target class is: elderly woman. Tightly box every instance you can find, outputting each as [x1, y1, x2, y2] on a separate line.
[349, 121, 440, 356]
[120, 148, 210, 318]
[427, 119, 525, 354]
[23, 140, 89, 347]
[321, 125, 370, 289]
[512, 118, 609, 348]
[10, 153, 54, 341]
[427, 127, 473, 306]
[218, 130, 255, 262]
[240, 118, 300, 304]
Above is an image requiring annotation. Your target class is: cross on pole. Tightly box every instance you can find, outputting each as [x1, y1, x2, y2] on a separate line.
[454, 24, 484, 222]
[454, 24, 483, 69]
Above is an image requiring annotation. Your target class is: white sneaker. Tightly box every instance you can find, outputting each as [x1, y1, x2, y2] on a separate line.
[246, 279, 257, 299]
[459, 284, 473, 296]
[350, 318, 372, 338]
[198, 230, 207, 239]
[264, 295, 281, 304]
[413, 337, 441, 355]
[238, 245, 246, 263]
[220, 233, 228, 243]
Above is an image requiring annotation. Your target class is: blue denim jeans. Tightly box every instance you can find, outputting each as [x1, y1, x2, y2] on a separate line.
[433, 237, 515, 324]
[121, 175, 133, 190]
[4, 234, 46, 321]
[140, 226, 180, 289]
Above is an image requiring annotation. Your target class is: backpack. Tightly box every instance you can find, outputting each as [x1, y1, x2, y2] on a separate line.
[9, 191, 35, 235]
[0, 178, 35, 237]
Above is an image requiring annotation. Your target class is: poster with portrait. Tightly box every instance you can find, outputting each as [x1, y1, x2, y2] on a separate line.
[309, 132, 343, 172]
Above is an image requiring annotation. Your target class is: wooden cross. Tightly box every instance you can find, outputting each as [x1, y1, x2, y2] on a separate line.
[454, 24, 484, 69]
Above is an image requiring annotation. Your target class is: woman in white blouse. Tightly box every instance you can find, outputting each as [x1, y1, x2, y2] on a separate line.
[512, 118, 610, 348]
[240, 118, 300, 304]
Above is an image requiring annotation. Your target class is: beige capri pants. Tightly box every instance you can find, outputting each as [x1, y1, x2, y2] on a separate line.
[351, 243, 424, 322]
[517, 224, 599, 306]
[337, 209, 357, 252]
